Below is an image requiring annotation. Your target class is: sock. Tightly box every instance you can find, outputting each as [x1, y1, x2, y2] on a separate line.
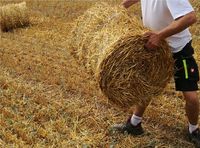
[131, 114, 142, 126]
[189, 123, 198, 134]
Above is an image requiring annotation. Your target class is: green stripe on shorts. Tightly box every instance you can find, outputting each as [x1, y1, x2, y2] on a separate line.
[182, 59, 188, 79]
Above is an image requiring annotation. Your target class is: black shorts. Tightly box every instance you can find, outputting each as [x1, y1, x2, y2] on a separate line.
[173, 41, 199, 91]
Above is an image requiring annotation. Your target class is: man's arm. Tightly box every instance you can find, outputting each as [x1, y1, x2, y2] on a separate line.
[145, 11, 197, 49]
[121, 0, 140, 8]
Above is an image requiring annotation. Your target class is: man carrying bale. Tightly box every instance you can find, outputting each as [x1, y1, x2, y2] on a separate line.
[114, 0, 200, 146]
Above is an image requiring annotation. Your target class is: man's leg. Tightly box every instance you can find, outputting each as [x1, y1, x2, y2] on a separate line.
[183, 91, 199, 126]
[183, 91, 200, 147]
[130, 105, 146, 126]
[111, 104, 147, 135]
[134, 105, 146, 117]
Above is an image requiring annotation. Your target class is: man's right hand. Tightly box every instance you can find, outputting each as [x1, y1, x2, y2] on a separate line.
[121, 0, 140, 8]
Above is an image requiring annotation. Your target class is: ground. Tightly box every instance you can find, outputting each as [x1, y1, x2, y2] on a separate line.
[0, 0, 200, 147]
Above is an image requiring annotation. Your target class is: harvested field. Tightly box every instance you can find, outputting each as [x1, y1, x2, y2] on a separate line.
[0, 0, 200, 147]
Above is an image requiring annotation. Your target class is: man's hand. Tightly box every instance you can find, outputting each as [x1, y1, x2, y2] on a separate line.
[144, 31, 163, 50]
[122, 0, 140, 8]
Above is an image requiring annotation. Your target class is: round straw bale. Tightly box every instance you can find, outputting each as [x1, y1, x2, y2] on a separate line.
[68, 2, 174, 108]
[0, 2, 29, 32]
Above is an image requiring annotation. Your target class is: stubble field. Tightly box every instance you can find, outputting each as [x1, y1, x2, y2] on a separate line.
[0, 0, 200, 147]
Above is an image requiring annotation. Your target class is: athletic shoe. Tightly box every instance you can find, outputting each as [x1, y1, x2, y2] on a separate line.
[188, 128, 200, 147]
[110, 117, 144, 136]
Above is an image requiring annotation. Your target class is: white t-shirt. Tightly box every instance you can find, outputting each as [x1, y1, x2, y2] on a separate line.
[141, 0, 194, 53]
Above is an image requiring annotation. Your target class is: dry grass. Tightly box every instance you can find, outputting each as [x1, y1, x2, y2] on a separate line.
[0, 0, 200, 147]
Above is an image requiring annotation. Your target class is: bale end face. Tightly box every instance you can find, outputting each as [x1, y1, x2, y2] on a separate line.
[98, 35, 174, 108]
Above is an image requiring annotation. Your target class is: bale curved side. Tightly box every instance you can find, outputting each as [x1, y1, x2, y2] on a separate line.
[68, 2, 144, 73]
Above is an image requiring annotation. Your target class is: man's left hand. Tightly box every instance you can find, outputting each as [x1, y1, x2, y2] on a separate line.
[144, 31, 163, 50]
